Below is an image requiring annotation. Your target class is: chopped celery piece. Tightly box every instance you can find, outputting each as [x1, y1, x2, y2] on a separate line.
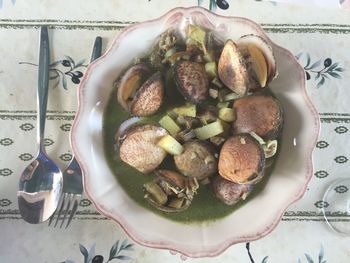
[218, 108, 235, 122]
[172, 104, 196, 117]
[205, 62, 217, 78]
[224, 92, 241, 101]
[217, 102, 229, 109]
[164, 47, 177, 58]
[209, 88, 219, 99]
[187, 25, 206, 50]
[159, 115, 181, 136]
[212, 77, 223, 88]
[157, 135, 184, 155]
[194, 120, 224, 140]
[143, 182, 167, 205]
[203, 52, 215, 62]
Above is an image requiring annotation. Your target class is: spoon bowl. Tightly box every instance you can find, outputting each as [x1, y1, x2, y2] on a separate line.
[17, 26, 63, 224]
[18, 152, 62, 223]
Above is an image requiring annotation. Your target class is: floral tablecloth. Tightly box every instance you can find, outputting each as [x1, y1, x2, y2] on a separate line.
[1, 0, 350, 262]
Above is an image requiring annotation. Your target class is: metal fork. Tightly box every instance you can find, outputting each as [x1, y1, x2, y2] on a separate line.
[48, 36, 102, 228]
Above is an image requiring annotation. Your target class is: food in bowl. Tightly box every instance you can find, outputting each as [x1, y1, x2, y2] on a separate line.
[73, 7, 319, 256]
[105, 23, 283, 218]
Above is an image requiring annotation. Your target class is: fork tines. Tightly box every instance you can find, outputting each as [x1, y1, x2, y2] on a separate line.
[48, 193, 81, 229]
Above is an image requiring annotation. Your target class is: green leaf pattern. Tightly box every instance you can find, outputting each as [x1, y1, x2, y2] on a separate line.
[64, 240, 134, 263]
[296, 52, 345, 88]
[20, 55, 87, 90]
[298, 246, 327, 263]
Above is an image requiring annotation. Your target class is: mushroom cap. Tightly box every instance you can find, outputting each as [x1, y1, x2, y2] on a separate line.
[232, 94, 283, 140]
[218, 134, 265, 184]
[130, 72, 164, 117]
[218, 39, 249, 96]
[174, 60, 209, 104]
[211, 176, 253, 205]
[174, 140, 217, 180]
[118, 124, 168, 174]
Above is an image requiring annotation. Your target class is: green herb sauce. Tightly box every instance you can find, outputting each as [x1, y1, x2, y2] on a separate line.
[103, 87, 277, 224]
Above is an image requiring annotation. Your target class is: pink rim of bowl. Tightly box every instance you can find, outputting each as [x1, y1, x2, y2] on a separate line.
[71, 6, 320, 258]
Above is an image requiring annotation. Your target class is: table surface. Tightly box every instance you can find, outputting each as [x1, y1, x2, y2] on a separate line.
[1, 1, 350, 262]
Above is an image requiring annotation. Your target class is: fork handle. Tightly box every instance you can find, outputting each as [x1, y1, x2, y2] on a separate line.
[63, 37, 103, 194]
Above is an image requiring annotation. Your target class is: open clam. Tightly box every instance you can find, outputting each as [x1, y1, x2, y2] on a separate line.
[143, 170, 199, 212]
[237, 34, 277, 89]
[117, 64, 164, 117]
[218, 35, 277, 94]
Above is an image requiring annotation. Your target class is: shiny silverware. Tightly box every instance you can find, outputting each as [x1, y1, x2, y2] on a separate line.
[17, 26, 63, 224]
[48, 36, 102, 228]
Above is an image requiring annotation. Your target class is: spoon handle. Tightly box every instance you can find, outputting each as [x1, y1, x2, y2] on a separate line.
[37, 26, 50, 149]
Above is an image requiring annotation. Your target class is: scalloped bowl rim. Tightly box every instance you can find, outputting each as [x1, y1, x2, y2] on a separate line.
[71, 6, 320, 258]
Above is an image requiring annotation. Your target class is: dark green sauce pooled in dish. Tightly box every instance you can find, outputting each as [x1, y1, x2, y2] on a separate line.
[102, 25, 282, 223]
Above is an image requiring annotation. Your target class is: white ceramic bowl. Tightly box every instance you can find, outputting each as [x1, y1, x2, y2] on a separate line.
[71, 7, 320, 258]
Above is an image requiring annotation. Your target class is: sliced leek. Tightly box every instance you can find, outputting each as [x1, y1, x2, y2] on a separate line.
[218, 108, 235, 122]
[194, 120, 224, 140]
[157, 135, 184, 155]
[205, 62, 218, 78]
[159, 115, 181, 136]
[217, 101, 229, 109]
[172, 104, 196, 117]
[209, 88, 219, 99]
[224, 92, 241, 101]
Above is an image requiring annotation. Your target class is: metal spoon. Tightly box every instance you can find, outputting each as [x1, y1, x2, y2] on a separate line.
[17, 26, 63, 224]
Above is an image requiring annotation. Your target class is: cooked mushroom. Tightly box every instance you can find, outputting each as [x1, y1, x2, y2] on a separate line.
[116, 63, 164, 117]
[174, 140, 217, 180]
[174, 60, 209, 104]
[232, 94, 283, 140]
[211, 176, 253, 205]
[129, 72, 164, 116]
[118, 124, 168, 174]
[218, 134, 265, 184]
[218, 39, 249, 96]
[143, 170, 199, 212]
